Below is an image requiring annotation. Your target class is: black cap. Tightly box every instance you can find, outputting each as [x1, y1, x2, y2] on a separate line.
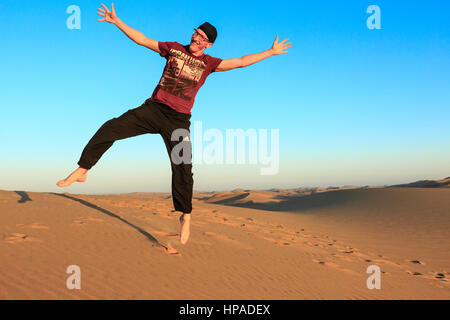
[198, 22, 217, 43]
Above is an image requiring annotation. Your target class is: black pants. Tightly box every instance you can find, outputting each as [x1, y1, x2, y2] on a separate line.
[77, 99, 193, 214]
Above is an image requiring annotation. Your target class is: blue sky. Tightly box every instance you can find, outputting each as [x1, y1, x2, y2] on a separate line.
[0, 0, 449, 194]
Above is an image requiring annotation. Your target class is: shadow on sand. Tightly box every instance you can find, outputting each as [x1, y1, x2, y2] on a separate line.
[49, 192, 166, 250]
[202, 188, 370, 213]
[14, 191, 32, 203]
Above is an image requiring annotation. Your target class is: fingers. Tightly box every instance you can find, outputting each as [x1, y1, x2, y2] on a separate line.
[274, 36, 292, 46]
[273, 39, 291, 54]
[111, 2, 115, 14]
[101, 3, 110, 13]
[97, 5, 107, 21]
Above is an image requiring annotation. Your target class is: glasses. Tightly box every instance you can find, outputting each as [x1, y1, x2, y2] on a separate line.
[192, 28, 209, 43]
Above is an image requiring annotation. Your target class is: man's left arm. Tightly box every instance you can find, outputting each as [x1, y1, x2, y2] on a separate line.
[215, 35, 291, 72]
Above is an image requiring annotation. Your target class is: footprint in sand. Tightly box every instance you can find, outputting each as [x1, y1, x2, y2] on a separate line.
[72, 216, 104, 226]
[406, 270, 448, 284]
[425, 272, 448, 282]
[434, 273, 446, 280]
[407, 259, 425, 265]
[4, 233, 41, 243]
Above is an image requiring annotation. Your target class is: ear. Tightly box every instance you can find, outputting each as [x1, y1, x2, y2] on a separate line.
[206, 42, 213, 48]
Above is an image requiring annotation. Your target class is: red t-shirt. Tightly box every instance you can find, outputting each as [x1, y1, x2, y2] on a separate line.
[149, 41, 222, 114]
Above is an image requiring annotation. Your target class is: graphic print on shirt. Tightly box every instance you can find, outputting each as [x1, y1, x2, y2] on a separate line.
[159, 48, 207, 101]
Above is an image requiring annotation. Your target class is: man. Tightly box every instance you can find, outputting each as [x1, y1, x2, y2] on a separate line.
[56, 3, 291, 245]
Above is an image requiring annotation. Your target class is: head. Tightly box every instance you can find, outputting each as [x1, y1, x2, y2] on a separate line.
[189, 22, 217, 55]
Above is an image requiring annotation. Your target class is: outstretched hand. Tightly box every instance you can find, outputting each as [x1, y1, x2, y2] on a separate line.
[271, 35, 291, 55]
[97, 3, 118, 24]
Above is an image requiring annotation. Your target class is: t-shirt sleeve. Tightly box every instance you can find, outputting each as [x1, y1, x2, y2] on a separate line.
[158, 41, 172, 58]
[209, 56, 223, 73]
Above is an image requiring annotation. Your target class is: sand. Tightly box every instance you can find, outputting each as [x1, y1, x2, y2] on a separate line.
[0, 184, 449, 299]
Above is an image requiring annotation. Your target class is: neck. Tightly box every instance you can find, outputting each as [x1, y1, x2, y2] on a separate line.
[192, 51, 204, 57]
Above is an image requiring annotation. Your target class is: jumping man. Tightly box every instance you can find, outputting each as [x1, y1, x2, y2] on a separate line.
[56, 3, 291, 245]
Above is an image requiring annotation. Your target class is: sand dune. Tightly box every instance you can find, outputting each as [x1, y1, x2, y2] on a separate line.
[0, 182, 449, 299]
[390, 176, 450, 188]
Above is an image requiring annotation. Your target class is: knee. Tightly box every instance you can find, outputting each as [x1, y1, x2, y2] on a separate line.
[104, 117, 118, 126]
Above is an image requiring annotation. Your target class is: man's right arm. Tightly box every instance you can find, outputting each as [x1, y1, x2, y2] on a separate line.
[97, 3, 160, 54]
[114, 18, 160, 53]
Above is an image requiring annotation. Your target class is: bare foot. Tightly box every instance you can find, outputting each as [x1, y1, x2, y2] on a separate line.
[56, 167, 88, 187]
[179, 213, 191, 245]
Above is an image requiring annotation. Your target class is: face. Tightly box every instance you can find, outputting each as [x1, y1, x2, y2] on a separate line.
[190, 28, 212, 52]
